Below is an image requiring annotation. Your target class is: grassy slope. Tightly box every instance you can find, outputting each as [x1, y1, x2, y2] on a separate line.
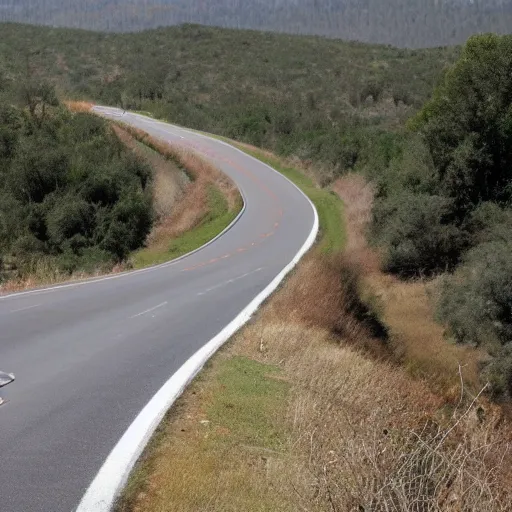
[132, 185, 240, 268]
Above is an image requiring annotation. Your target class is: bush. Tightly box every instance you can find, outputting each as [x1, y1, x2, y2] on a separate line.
[81, 173, 120, 206]
[437, 240, 512, 350]
[373, 193, 466, 276]
[8, 143, 69, 203]
[483, 344, 512, 401]
[0, 92, 155, 278]
[46, 198, 95, 248]
[465, 202, 512, 246]
[100, 194, 153, 260]
[373, 135, 438, 198]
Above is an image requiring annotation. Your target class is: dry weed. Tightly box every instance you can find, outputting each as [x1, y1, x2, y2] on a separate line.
[113, 124, 240, 250]
[234, 253, 512, 512]
[63, 100, 94, 113]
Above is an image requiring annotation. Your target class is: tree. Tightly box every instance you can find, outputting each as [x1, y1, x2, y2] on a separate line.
[413, 34, 512, 215]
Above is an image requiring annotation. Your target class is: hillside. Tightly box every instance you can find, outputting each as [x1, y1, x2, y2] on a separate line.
[0, 23, 457, 168]
[0, 0, 511, 48]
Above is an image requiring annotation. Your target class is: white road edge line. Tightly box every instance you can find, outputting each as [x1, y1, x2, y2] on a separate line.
[130, 302, 168, 319]
[197, 267, 263, 296]
[75, 111, 319, 512]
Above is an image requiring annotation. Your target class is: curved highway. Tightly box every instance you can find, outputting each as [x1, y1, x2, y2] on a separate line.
[0, 108, 317, 512]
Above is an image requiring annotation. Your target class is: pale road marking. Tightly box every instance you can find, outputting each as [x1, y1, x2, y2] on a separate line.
[197, 268, 264, 297]
[9, 304, 41, 314]
[130, 302, 168, 319]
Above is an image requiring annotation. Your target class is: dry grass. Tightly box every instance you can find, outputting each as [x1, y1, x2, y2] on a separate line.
[63, 100, 94, 113]
[333, 173, 380, 272]
[112, 125, 188, 223]
[118, 248, 512, 512]
[117, 124, 240, 251]
[334, 174, 484, 398]
[371, 273, 484, 399]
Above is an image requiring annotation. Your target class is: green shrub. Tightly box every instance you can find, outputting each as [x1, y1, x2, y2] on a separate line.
[81, 173, 120, 206]
[464, 202, 512, 246]
[438, 238, 512, 400]
[100, 194, 153, 260]
[482, 344, 512, 401]
[0, 89, 155, 276]
[373, 193, 466, 276]
[8, 144, 69, 203]
[12, 234, 46, 258]
[371, 134, 438, 198]
[438, 240, 512, 350]
[46, 198, 95, 248]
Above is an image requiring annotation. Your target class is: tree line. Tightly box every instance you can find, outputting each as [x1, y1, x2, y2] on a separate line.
[0, 0, 511, 47]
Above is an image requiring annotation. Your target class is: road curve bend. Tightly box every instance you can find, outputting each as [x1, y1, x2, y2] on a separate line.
[0, 108, 317, 512]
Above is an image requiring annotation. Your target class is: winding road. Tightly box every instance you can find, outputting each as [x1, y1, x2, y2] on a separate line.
[0, 108, 317, 512]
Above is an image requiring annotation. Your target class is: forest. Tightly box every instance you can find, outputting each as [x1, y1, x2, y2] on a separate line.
[0, 0, 511, 48]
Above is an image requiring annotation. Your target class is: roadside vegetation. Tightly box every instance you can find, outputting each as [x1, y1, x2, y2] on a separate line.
[116, 148, 512, 512]
[0, 87, 153, 290]
[367, 34, 512, 400]
[3, 20, 512, 510]
[110, 124, 242, 268]
[0, 22, 457, 170]
[0, 92, 241, 291]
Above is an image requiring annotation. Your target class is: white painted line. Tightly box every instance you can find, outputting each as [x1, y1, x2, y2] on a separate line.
[197, 267, 263, 296]
[75, 118, 319, 511]
[130, 302, 168, 319]
[9, 304, 41, 313]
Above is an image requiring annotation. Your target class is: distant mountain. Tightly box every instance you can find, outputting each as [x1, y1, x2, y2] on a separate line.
[0, 0, 511, 48]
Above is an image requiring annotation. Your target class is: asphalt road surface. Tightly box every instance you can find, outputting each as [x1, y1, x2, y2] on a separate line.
[0, 108, 316, 512]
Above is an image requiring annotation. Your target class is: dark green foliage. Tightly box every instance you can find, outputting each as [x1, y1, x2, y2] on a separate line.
[0, 91, 153, 281]
[438, 238, 512, 400]
[483, 344, 512, 401]
[46, 198, 95, 246]
[373, 193, 465, 276]
[414, 34, 512, 216]
[0, 23, 457, 172]
[361, 33, 512, 400]
[373, 34, 512, 276]
[100, 194, 153, 260]
[438, 239, 512, 349]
